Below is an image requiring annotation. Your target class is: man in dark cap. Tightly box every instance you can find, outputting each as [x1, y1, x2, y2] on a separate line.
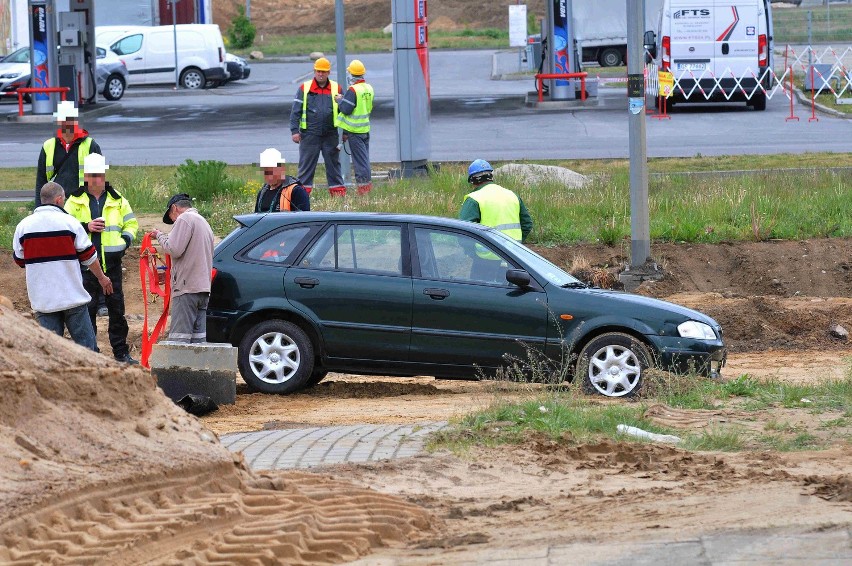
[149, 194, 214, 343]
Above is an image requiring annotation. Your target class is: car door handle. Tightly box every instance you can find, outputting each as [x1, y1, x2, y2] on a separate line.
[423, 288, 449, 300]
[133, 57, 143, 60]
[294, 277, 319, 288]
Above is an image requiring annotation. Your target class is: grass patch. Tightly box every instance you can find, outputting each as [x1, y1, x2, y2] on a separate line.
[773, 5, 852, 44]
[2, 153, 850, 248]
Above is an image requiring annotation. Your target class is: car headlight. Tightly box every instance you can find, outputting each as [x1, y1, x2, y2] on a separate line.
[0, 72, 22, 79]
[677, 320, 717, 340]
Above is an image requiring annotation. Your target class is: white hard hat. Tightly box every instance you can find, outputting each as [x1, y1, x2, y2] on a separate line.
[53, 100, 79, 121]
[259, 148, 285, 168]
[83, 153, 109, 175]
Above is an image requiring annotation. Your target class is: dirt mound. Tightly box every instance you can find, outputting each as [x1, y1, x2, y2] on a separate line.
[0, 303, 433, 563]
[213, 0, 547, 35]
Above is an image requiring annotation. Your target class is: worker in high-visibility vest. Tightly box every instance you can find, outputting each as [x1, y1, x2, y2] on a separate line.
[254, 148, 310, 213]
[64, 153, 139, 364]
[35, 100, 101, 206]
[336, 59, 374, 195]
[289, 57, 346, 196]
[459, 159, 534, 283]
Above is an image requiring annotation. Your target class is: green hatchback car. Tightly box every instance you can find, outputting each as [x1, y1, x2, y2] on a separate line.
[207, 212, 726, 397]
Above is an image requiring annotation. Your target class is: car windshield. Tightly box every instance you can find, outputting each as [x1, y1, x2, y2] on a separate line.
[3, 47, 29, 64]
[491, 231, 582, 287]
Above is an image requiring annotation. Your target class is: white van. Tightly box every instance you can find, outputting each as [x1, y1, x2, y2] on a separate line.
[646, 0, 774, 110]
[96, 24, 228, 89]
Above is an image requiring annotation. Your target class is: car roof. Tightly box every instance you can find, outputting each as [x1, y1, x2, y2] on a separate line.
[243, 211, 492, 232]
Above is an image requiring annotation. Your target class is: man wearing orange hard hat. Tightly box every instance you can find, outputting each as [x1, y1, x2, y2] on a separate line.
[289, 57, 346, 196]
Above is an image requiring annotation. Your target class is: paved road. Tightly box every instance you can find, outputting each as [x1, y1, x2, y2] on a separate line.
[1, 50, 849, 169]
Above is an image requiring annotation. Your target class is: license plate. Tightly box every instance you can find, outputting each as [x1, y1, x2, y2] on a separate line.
[677, 63, 706, 71]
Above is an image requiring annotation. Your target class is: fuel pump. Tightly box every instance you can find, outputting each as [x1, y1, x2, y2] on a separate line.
[57, 0, 96, 104]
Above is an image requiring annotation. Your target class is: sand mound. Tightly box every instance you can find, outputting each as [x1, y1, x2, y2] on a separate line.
[494, 163, 590, 189]
[0, 302, 433, 563]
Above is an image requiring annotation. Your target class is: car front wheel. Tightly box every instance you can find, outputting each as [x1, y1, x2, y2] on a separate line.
[238, 320, 314, 394]
[180, 67, 205, 90]
[103, 74, 125, 100]
[577, 332, 652, 398]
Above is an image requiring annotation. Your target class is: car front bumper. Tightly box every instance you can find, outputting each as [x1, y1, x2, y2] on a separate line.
[651, 335, 727, 378]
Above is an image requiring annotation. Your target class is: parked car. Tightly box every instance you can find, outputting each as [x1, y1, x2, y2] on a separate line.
[0, 46, 31, 99]
[224, 52, 250, 82]
[207, 212, 727, 397]
[0, 45, 128, 101]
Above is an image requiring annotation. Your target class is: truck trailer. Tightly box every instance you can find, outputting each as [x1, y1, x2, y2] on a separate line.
[574, 0, 664, 67]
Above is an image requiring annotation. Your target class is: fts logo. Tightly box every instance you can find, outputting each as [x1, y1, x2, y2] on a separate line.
[674, 9, 710, 18]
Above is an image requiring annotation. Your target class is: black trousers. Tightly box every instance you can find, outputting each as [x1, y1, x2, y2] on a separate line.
[83, 262, 129, 358]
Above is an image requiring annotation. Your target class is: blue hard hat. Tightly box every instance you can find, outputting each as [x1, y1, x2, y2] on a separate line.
[468, 159, 493, 177]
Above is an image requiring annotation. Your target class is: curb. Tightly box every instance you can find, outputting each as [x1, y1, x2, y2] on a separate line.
[792, 85, 850, 119]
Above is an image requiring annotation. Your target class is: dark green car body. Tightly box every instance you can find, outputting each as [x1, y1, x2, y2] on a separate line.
[207, 212, 726, 396]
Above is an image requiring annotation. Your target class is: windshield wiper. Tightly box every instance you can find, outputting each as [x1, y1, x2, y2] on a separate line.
[561, 282, 588, 289]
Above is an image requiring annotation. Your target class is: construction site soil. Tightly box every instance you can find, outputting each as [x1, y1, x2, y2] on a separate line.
[2, 213, 851, 562]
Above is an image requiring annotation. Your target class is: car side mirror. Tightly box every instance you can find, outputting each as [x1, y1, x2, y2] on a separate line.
[506, 269, 531, 288]
[643, 31, 657, 60]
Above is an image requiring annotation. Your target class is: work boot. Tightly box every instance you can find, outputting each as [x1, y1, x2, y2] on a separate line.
[328, 185, 346, 197]
[303, 185, 312, 195]
[97, 306, 109, 317]
[115, 353, 138, 365]
[357, 183, 372, 195]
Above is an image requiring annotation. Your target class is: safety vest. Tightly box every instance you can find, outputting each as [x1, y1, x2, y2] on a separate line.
[337, 82, 373, 133]
[464, 183, 523, 241]
[299, 79, 339, 130]
[65, 187, 138, 271]
[43, 137, 93, 188]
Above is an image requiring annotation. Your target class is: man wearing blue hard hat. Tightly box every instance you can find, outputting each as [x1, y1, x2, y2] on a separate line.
[459, 159, 533, 242]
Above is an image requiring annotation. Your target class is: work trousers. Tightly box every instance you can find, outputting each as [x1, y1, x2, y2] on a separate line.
[346, 132, 371, 185]
[296, 131, 344, 189]
[168, 292, 210, 344]
[35, 303, 97, 351]
[83, 263, 130, 358]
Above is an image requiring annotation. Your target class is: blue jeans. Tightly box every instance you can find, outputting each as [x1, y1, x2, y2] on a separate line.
[35, 303, 98, 351]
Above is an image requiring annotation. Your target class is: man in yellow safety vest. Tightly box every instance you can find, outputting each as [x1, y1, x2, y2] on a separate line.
[336, 59, 375, 195]
[35, 100, 101, 206]
[289, 57, 346, 196]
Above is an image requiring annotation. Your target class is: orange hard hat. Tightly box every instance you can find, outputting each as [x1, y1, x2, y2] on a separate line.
[314, 57, 331, 72]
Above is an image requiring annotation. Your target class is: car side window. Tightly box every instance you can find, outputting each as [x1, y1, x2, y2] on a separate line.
[300, 224, 403, 275]
[111, 34, 142, 56]
[244, 226, 312, 264]
[415, 227, 512, 285]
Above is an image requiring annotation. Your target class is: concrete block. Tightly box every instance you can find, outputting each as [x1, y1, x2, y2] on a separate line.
[150, 342, 237, 405]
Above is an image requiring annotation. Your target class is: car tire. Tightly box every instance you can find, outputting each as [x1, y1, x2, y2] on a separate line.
[238, 320, 315, 394]
[751, 92, 767, 111]
[102, 74, 125, 101]
[180, 67, 205, 90]
[599, 48, 623, 67]
[576, 332, 652, 398]
[304, 369, 328, 388]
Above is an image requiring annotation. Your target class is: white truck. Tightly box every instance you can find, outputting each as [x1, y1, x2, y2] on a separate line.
[574, 0, 664, 67]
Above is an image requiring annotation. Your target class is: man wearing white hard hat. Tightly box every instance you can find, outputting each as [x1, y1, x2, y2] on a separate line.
[65, 153, 139, 364]
[35, 100, 101, 206]
[253, 148, 310, 213]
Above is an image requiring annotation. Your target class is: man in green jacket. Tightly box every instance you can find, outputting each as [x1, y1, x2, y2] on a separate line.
[65, 153, 139, 364]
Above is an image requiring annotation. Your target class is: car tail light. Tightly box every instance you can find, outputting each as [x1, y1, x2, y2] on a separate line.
[211, 267, 217, 282]
[758, 34, 767, 67]
[661, 36, 671, 70]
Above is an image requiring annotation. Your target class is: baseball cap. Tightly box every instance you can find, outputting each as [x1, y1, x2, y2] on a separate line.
[163, 193, 192, 224]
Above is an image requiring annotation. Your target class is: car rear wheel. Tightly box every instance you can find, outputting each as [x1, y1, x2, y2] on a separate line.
[180, 67, 205, 90]
[238, 320, 314, 394]
[577, 332, 652, 398]
[103, 74, 125, 100]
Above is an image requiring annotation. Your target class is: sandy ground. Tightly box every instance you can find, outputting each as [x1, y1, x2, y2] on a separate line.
[2, 213, 851, 563]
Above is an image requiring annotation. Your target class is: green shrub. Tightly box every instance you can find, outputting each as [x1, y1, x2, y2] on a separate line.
[227, 6, 256, 50]
[174, 159, 242, 202]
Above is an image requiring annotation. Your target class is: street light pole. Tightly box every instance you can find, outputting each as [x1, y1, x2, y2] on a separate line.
[171, 0, 179, 89]
[334, 0, 351, 186]
[626, 0, 650, 268]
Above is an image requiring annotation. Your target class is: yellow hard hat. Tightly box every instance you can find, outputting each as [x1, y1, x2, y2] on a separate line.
[347, 59, 366, 76]
[314, 57, 331, 72]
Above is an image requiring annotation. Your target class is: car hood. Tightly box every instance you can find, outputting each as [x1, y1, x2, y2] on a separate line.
[557, 286, 721, 327]
[0, 62, 28, 76]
